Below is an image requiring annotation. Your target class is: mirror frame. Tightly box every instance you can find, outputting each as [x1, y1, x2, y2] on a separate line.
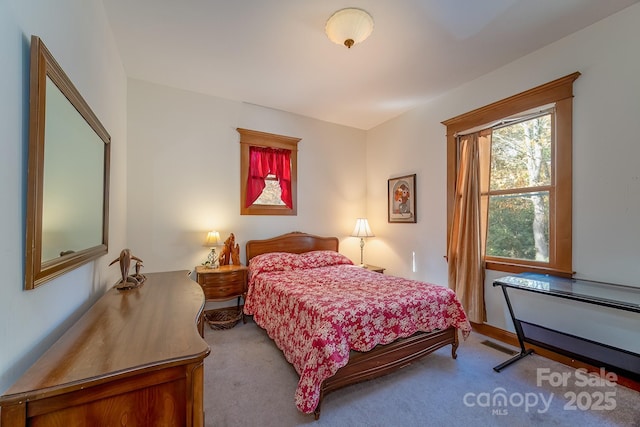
[25, 36, 111, 290]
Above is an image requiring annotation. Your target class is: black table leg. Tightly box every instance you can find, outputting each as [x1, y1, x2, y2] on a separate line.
[493, 285, 534, 372]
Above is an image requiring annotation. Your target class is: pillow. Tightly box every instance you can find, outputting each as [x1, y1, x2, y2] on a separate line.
[299, 250, 353, 269]
[248, 252, 302, 276]
[248, 250, 353, 277]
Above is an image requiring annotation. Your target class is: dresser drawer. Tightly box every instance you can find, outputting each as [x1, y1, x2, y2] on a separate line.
[202, 282, 245, 300]
[198, 270, 245, 287]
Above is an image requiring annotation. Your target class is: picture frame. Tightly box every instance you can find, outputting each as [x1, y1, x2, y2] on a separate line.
[388, 174, 416, 223]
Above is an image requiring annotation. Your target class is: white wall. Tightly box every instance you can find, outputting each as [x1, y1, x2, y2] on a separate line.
[367, 4, 640, 350]
[0, 0, 127, 393]
[126, 79, 367, 275]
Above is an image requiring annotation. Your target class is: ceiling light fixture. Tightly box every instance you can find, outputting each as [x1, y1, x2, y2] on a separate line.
[325, 8, 374, 49]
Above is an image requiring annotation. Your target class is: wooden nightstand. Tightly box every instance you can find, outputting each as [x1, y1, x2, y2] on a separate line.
[195, 264, 248, 328]
[363, 264, 385, 274]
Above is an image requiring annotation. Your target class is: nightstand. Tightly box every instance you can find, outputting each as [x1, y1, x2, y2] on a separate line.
[195, 264, 248, 328]
[363, 264, 385, 274]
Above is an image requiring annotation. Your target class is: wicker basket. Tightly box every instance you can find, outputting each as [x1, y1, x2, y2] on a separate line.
[204, 307, 242, 330]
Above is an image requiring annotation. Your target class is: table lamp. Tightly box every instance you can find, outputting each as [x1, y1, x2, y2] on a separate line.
[204, 231, 221, 268]
[351, 218, 374, 266]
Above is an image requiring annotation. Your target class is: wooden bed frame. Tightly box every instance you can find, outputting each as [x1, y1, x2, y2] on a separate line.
[245, 232, 459, 419]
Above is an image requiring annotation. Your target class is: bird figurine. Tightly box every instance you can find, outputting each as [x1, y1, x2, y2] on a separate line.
[110, 249, 145, 289]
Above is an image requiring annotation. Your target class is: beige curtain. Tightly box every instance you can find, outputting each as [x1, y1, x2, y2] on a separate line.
[447, 130, 491, 323]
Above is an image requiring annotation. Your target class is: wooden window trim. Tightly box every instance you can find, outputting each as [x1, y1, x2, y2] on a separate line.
[238, 128, 300, 216]
[442, 72, 580, 276]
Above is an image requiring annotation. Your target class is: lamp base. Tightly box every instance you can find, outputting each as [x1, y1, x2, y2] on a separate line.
[206, 248, 219, 269]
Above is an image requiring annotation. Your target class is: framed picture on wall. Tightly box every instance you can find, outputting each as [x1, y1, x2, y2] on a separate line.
[388, 174, 416, 223]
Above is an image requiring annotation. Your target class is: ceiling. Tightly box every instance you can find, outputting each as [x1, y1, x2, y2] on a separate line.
[102, 0, 638, 130]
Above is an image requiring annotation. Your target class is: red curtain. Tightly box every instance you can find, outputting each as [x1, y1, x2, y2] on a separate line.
[246, 146, 292, 208]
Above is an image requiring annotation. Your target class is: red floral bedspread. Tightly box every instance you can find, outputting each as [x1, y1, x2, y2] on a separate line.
[243, 251, 472, 414]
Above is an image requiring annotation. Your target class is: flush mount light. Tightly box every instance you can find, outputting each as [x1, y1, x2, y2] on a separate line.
[325, 8, 374, 49]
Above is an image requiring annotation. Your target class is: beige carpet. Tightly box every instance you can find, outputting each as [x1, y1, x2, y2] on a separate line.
[203, 318, 640, 427]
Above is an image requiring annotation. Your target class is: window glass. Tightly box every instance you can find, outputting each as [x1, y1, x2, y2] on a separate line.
[254, 175, 286, 206]
[485, 114, 552, 262]
[490, 115, 552, 191]
[486, 191, 549, 261]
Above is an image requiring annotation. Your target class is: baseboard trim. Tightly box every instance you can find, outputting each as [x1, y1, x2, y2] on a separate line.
[471, 322, 640, 393]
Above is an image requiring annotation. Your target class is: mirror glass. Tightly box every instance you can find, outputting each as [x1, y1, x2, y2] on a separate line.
[25, 36, 110, 290]
[41, 77, 105, 262]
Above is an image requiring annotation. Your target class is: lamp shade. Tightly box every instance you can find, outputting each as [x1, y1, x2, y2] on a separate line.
[351, 218, 374, 238]
[204, 231, 221, 247]
[325, 8, 374, 48]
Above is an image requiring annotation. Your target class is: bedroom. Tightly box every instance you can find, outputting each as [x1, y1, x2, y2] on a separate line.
[1, 0, 639, 424]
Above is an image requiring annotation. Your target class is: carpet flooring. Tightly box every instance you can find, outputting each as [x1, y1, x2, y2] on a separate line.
[203, 318, 639, 427]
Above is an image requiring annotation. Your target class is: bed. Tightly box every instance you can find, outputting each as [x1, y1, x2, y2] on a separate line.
[243, 232, 471, 419]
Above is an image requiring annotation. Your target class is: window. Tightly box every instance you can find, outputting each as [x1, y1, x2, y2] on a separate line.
[485, 111, 552, 262]
[238, 128, 300, 215]
[443, 72, 580, 277]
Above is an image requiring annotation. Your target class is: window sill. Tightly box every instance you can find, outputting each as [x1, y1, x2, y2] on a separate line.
[484, 260, 573, 278]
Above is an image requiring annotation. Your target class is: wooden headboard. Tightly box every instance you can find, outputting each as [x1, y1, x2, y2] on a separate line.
[245, 232, 339, 263]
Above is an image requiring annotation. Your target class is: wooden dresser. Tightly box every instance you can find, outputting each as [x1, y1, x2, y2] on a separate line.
[0, 270, 210, 427]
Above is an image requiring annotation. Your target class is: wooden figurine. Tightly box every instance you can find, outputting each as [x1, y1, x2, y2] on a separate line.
[218, 233, 240, 266]
[131, 260, 146, 284]
[231, 243, 240, 265]
[109, 249, 146, 289]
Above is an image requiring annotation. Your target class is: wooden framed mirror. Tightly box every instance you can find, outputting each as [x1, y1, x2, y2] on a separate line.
[25, 36, 110, 290]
